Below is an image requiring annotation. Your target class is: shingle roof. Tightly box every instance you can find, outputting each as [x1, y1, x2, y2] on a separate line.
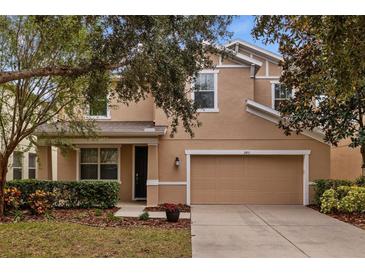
[35, 121, 167, 137]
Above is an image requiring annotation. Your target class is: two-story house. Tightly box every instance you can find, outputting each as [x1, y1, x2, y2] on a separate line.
[35, 40, 336, 206]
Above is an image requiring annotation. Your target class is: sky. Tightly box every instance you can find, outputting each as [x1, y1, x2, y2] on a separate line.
[225, 16, 279, 55]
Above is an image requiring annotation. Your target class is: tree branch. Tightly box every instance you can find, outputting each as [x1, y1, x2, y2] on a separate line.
[0, 63, 122, 84]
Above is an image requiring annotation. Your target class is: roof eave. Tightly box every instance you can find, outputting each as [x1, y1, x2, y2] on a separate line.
[35, 130, 167, 138]
[226, 40, 283, 62]
[246, 99, 328, 145]
[216, 44, 262, 67]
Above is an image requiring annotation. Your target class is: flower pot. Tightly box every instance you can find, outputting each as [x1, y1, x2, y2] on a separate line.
[166, 210, 180, 222]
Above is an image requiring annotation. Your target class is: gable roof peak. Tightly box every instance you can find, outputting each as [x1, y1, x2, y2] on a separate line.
[225, 39, 282, 62]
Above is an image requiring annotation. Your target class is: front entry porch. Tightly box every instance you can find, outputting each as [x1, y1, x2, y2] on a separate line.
[118, 143, 160, 206]
[36, 142, 161, 207]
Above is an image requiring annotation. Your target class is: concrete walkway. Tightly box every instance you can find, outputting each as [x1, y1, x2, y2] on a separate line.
[115, 202, 191, 219]
[191, 205, 365, 258]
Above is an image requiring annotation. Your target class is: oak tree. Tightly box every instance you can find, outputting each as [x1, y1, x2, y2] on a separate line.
[0, 15, 233, 216]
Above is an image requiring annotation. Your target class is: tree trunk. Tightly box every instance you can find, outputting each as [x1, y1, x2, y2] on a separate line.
[0, 157, 8, 217]
[361, 145, 365, 177]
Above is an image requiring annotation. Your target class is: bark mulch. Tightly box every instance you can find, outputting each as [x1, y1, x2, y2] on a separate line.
[0, 208, 190, 229]
[308, 205, 365, 230]
[145, 204, 191, 213]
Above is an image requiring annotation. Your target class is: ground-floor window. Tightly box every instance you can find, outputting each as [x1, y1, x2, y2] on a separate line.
[13, 151, 23, 180]
[80, 148, 118, 180]
[28, 153, 37, 179]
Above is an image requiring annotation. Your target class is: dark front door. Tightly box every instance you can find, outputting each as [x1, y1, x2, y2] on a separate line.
[134, 146, 148, 199]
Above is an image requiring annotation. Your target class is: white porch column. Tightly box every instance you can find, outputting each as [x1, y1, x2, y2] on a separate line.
[51, 146, 58, 181]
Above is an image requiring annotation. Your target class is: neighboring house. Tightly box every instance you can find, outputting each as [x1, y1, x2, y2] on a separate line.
[0, 86, 38, 181]
[34, 40, 358, 206]
[4, 140, 37, 181]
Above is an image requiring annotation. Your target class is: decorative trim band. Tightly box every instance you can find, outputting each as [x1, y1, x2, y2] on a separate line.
[146, 180, 187, 186]
[159, 182, 187, 186]
[185, 149, 311, 156]
[146, 179, 159, 186]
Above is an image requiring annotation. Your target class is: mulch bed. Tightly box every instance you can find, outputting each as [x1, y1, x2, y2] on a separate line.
[145, 204, 191, 213]
[308, 205, 365, 230]
[0, 208, 190, 229]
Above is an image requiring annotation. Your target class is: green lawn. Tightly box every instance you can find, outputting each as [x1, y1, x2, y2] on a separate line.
[0, 221, 191, 258]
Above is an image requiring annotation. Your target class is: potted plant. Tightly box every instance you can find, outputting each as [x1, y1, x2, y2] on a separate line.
[164, 203, 180, 222]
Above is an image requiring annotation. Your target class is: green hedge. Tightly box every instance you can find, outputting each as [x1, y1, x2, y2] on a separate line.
[5, 180, 119, 209]
[313, 179, 354, 205]
[320, 186, 365, 213]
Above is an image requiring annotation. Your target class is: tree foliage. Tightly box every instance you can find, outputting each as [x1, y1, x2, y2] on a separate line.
[252, 16, 365, 169]
[0, 15, 233, 216]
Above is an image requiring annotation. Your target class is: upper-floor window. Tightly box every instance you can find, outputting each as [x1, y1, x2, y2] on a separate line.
[28, 153, 36, 179]
[272, 82, 293, 110]
[13, 151, 23, 180]
[193, 71, 219, 112]
[86, 94, 110, 119]
[80, 148, 118, 180]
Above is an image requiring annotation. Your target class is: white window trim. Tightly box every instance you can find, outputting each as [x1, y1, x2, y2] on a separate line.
[271, 81, 294, 110]
[84, 109, 111, 120]
[84, 93, 111, 120]
[185, 149, 311, 206]
[28, 152, 37, 179]
[12, 151, 23, 180]
[77, 146, 120, 182]
[192, 70, 219, 113]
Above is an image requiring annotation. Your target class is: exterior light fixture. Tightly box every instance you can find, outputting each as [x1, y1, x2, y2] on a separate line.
[175, 157, 181, 167]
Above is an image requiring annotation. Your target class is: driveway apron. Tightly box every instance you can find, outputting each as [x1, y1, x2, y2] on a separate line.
[191, 205, 365, 258]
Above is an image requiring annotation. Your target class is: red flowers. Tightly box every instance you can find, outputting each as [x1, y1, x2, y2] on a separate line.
[163, 203, 179, 213]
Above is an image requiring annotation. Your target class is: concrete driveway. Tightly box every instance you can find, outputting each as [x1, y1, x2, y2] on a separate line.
[191, 205, 365, 258]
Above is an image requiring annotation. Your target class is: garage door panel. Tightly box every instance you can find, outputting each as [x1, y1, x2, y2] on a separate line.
[216, 156, 245, 178]
[191, 155, 303, 205]
[251, 179, 300, 192]
[191, 190, 217, 204]
[191, 157, 217, 178]
[216, 179, 245, 191]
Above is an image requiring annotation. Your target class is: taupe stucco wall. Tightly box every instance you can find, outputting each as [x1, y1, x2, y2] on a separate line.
[331, 144, 362, 180]
[254, 79, 273, 108]
[153, 62, 330, 185]
[158, 138, 330, 183]
[159, 185, 186, 204]
[37, 146, 52, 180]
[57, 149, 76, 181]
[110, 96, 154, 122]
[268, 61, 281, 76]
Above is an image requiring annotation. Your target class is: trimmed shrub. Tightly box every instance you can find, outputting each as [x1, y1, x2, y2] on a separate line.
[354, 176, 365, 187]
[320, 189, 338, 213]
[4, 187, 21, 211]
[337, 187, 365, 213]
[313, 179, 354, 205]
[336, 185, 352, 200]
[5, 179, 119, 209]
[28, 190, 55, 215]
[139, 211, 149, 220]
[320, 186, 365, 214]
